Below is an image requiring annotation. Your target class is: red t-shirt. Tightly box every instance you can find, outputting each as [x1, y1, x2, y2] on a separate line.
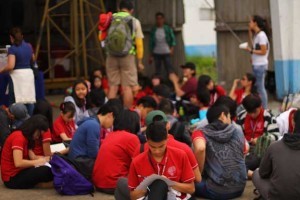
[1, 131, 29, 182]
[102, 77, 109, 90]
[92, 131, 140, 189]
[52, 115, 76, 143]
[243, 108, 265, 141]
[181, 77, 198, 99]
[128, 146, 195, 199]
[234, 88, 245, 105]
[210, 85, 226, 105]
[32, 129, 52, 156]
[134, 135, 198, 170]
[192, 129, 248, 154]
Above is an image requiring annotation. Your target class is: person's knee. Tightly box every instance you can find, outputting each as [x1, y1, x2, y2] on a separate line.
[149, 179, 168, 192]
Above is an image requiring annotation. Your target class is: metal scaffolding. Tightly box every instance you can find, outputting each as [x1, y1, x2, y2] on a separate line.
[35, 0, 105, 89]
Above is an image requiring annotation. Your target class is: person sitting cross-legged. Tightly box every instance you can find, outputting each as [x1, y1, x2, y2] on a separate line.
[252, 109, 300, 200]
[193, 105, 247, 199]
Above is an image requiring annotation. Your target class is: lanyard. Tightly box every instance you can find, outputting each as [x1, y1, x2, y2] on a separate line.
[147, 152, 168, 176]
[250, 119, 258, 139]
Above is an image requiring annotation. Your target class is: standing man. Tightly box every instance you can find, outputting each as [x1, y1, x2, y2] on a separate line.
[106, 0, 144, 108]
[149, 12, 176, 79]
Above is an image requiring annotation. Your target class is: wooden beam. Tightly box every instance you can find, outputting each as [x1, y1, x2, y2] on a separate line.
[80, 0, 88, 78]
[35, 0, 50, 59]
[48, 0, 70, 12]
[73, 0, 80, 78]
[48, 17, 74, 47]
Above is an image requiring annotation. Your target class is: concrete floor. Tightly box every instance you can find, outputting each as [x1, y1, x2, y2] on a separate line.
[0, 180, 256, 200]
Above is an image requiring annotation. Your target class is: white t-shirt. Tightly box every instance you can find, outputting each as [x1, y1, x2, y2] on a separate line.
[251, 31, 269, 66]
[134, 18, 144, 39]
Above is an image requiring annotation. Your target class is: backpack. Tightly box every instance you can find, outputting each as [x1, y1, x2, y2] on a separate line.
[105, 13, 135, 56]
[254, 132, 274, 158]
[50, 154, 94, 195]
[170, 121, 192, 147]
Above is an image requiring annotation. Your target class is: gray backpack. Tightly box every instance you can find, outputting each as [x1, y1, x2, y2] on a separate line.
[106, 14, 135, 57]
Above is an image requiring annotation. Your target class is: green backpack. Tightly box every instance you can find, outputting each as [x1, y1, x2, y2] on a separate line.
[254, 132, 274, 158]
[106, 13, 135, 56]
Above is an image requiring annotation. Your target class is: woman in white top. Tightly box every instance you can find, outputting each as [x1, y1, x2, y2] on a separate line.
[247, 15, 270, 109]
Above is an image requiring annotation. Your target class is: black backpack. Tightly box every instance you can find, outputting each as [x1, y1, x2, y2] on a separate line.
[169, 121, 192, 147]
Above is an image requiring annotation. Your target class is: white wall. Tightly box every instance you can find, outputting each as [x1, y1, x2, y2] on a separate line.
[183, 0, 216, 46]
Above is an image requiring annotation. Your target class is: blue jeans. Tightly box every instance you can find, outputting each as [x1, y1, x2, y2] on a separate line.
[195, 180, 244, 200]
[253, 65, 268, 109]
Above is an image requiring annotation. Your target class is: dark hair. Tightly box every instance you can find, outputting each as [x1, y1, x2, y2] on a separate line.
[33, 99, 53, 132]
[158, 99, 174, 115]
[17, 114, 49, 149]
[214, 96, 237, 120]
[113, 110, 140, 134]
[146, 121, 168, 142]
[156, 12, 165, 18]
[97, 102, 117, 117]
[197, 89, 211, 107]
[105, 98, 123, 118]
[245, 73, 258, 95]
[9, 27, 23, 46]
[71, 79, 88, 108]
[206, 105, 229, 124]
[91, 76, 102, 89]
[197, 75, 212, 89]
[252, 15, 271, 37]
[197, 74, 217, 94]
[119, 0, 134, 10]
[293, 110, 300, 133]
[153, 84, 171, 99]
[137, 96, 157, 109]
[60, 101, 76, 115]
[242, 94, 262, 113]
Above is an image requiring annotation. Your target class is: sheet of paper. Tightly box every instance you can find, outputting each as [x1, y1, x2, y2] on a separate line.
[50, 143, 66, 153]
[136, 174, 174, 191]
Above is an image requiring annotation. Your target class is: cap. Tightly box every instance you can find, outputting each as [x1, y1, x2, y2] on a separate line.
[145, 110, 168, 126]
[9, 103, 30, 121]
[181, 62, 196, 70]
[98, 12, 112, 40]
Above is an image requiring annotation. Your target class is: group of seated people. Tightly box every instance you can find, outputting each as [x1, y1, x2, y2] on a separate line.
[1, 64, 300, 200]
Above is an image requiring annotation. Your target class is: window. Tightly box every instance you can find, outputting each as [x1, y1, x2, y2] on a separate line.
[199, 7, 215, 20]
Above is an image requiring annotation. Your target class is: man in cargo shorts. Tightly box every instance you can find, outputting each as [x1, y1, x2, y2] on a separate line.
[106, 0, 144, 108]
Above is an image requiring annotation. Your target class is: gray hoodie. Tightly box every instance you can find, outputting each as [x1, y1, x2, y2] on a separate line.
[201, 120, 247, 194]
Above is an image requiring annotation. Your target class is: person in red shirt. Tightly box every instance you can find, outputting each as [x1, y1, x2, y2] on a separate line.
[1, 115, 53, 189]
[52, 102, 76, 143]
[237, 94, 279, 177]
[127, 121, 195, 200]
[31, 99, 53, 157]
[170, 62, 198, 100]
[197, 75, 226, 105]
[229, 73, 258, 105]
[92, 109, 140, 194]
[134, 110, 201, 183]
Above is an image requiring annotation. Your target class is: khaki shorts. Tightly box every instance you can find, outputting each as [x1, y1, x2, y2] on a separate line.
[106, 55, 138, 87]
